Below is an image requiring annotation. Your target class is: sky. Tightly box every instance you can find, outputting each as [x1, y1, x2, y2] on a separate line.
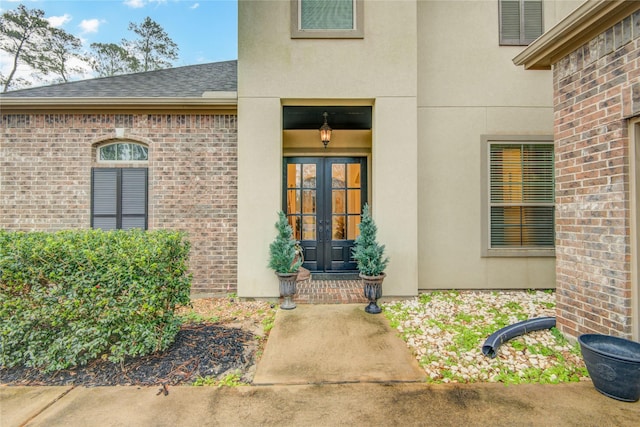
[1, 0, 238, 85]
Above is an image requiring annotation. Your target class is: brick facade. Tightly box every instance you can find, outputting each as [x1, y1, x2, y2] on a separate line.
[1, 112, 238, 295]
[553, 11, 640, 339]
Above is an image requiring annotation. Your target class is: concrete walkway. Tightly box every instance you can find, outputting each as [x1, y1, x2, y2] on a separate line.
[253, 304, 425, 384]
[2, 304, 639, 426]
[3, 381, 639, 426]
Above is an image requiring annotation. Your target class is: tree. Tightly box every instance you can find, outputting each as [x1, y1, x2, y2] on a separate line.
[1, 7, 181, 89]
[0, 5, 87, 90]
[352, 204, 389, 277]
[0, 5, 50, 91]
[88, 42, 140, 77]
[38, 27, 85, 83]
[125, 17, 178, 72]
[268, 212, 302, 274]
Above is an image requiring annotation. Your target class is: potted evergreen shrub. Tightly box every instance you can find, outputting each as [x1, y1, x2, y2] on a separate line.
[268, 211, 303, 310]
[352, 204, 389, 314]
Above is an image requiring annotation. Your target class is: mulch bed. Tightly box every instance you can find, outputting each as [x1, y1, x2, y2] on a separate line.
[0, 323, 255, 387]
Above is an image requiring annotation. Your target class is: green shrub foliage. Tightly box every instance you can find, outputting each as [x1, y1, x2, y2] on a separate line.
[0, 229, 191, 372]
[352, 204, 389, 276]
[268, 211, 302, 274]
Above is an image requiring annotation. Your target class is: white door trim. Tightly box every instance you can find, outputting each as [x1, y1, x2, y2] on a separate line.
[630, 118, 639, 340]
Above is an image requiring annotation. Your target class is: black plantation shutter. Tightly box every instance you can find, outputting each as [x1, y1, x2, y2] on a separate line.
[121, 168, 147, 230]
[92, 169, 118, 230]
[91, 168, 147, 230]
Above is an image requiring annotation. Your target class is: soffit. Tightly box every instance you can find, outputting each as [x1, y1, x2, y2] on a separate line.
[513, 0, 640, 70]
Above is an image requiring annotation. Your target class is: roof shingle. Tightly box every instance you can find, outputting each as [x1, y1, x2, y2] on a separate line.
[1, 60, 237, 98]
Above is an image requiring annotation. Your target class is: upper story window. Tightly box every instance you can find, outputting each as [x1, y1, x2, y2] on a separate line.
[291, 0, 364, 39]
[499, 0, 543, 46]
[98, 142, 148, 162]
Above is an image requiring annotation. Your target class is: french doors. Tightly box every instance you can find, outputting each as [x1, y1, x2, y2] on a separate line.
[284, 157, 367, 272]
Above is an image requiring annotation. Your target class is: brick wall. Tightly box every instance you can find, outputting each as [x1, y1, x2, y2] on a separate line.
[553, 11, 640, 339]
[1, 112, 238, 295]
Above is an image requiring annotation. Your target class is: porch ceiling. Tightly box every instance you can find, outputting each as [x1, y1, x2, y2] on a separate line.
[283, 106, 372, 130]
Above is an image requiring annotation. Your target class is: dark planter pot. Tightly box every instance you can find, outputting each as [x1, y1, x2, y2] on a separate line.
[360, 273, 386, 314]
[276, 272, 298, 310]
[578, 334, 640, 402]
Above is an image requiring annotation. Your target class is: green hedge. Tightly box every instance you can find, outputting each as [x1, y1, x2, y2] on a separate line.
[0, 229, 191, 372]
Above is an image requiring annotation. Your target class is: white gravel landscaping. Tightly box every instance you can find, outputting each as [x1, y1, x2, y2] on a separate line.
[382, 290, 588, 384]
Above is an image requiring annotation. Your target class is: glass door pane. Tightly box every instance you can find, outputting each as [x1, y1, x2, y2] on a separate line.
[331, 162, 362, 241]
[327, 158, 364, 271]
[285, 158, 322, 271]
[287, 163, 316, 241]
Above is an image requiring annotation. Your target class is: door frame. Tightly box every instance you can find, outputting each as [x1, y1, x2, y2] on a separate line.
[630, 118, 639, 340]
[283, 156, 368, 274]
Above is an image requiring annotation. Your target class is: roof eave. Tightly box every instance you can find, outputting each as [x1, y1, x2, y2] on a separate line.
[0, 93, 238, 111]
[513, 0, 640, 70]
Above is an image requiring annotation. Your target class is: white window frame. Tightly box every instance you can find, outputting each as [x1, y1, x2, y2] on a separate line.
[481, 135, 555, 257]
[291, 0, 364, 39]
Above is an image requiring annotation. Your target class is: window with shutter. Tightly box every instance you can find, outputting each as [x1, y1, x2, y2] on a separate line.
[499, 0, 543, 46]
[292, 0, 363, 38]
[91, 168, 148, 230]
[481, 136, 554, 257]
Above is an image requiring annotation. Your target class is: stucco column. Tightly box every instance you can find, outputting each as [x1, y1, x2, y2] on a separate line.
[373, 97, 419, 296]
[237, 97, 282, 298]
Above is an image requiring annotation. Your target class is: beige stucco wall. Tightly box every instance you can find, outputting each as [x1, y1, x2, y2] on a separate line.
[418, 107, 555, 289]
[238, 0, 584, 297]
[373, 97, 419, 296]
[237, 97, 283, 297]
[239, 1, 417, 98]
[238, 0, 418, 297]
[416, 0, 582, 290]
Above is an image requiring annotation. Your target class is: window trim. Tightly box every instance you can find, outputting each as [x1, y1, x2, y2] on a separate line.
[499, 0, 544, 46]
[630, 118, 639, 341]
[291, 0, 364, 39]
[481, 135, 555, 257]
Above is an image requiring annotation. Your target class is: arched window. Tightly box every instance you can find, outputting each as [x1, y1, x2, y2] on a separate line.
[98, 142, 148, 161]
[92, 141, 149, 230]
